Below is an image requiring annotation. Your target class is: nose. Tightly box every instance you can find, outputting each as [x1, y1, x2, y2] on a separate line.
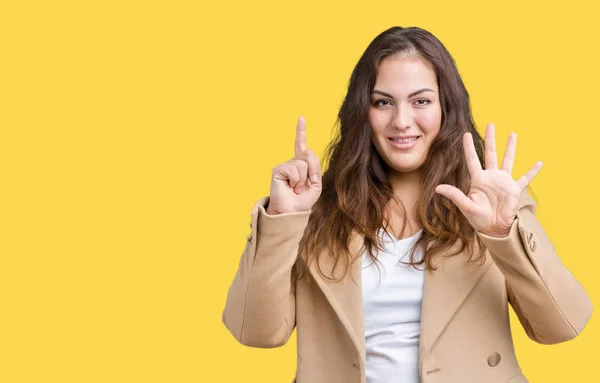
[392, 102, 415, 130]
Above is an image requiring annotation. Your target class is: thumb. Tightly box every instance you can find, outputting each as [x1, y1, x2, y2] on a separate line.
[304, 149, 322, 188]
[435, 184, 474, 214]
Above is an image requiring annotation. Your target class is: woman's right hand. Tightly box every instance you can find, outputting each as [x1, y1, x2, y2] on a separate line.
[266, 117, 322, 215]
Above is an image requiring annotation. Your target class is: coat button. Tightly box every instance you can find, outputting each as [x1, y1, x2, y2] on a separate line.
[530, 240, 537, 252]
[487, 352, 501, 367]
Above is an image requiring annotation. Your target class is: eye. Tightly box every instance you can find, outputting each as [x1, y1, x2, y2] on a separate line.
[414, 98, 431, 106]
[373, 99, 391, 107]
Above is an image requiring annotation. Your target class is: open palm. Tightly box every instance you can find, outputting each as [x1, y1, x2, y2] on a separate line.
[435, 123, 543, 237]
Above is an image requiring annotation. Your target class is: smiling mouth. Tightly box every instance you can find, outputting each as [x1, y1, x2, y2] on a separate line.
[389, 136, 420, 143]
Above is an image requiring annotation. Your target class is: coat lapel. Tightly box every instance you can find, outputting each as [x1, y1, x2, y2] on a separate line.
[306, 231, 493, 368]
[306, 230, 366, 362]
[419, 244, 493, 358]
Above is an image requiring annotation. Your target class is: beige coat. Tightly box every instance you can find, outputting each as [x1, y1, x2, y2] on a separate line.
[222, 190, 592, 382]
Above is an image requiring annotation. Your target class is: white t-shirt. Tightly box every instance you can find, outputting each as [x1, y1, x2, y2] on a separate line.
[362, 228, 425, 383]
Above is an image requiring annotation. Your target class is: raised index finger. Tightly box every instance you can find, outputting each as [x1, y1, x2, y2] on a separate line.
[295, 116, 307, 159]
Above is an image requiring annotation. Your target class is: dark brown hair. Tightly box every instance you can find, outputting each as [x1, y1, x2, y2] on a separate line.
[298, 26, 490, 280]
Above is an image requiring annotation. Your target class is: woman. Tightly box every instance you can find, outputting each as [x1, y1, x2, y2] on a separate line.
[222, 26, 592, 383]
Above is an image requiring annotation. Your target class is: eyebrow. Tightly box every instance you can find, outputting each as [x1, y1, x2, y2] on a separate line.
[371, 88, 435, 99]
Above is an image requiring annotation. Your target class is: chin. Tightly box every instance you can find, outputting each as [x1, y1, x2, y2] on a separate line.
[386, 159, 425, 174]
[391, 166, 419, 174]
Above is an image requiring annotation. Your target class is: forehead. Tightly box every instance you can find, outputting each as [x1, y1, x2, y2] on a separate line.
[373, 55, 438, 95]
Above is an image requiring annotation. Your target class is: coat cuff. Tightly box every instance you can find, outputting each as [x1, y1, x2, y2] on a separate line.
[475, 218, 535, 267]
[251, 197, 312, 247]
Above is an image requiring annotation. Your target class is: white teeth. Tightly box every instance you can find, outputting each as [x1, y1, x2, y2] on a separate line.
[391, 137, 418, 143]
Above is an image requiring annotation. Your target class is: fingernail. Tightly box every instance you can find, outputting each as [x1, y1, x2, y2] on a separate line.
[312, 175, 318, 183]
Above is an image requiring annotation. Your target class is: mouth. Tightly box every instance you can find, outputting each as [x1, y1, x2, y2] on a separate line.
[388, 136, 420, 143]
[388, 135, 420, 149]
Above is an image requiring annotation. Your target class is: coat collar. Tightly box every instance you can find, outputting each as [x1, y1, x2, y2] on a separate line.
[306, 230, 493, 370]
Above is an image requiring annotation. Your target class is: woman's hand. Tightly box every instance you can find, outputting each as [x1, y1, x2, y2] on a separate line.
[266, 117, 322, 215]
[435, 123, 543, 237]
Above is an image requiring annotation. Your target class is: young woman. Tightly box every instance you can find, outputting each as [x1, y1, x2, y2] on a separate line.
[222, 26, 592, 383]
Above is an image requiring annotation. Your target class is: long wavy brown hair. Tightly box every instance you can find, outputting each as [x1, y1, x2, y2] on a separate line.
[297, 26, 492, 281]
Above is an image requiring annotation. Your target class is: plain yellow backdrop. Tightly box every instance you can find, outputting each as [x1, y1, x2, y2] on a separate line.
[1, 0, 598, 382]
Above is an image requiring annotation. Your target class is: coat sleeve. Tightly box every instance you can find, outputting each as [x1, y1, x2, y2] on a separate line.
[476, 190, 593, 344]
[222, 196, 311, 348]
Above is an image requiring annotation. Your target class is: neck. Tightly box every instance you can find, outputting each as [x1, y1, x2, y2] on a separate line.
[384, 169, 423, 237]
[388, 168, 422, 203]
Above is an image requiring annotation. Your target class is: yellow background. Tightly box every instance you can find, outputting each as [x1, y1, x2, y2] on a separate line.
[1, 0, 598, 381]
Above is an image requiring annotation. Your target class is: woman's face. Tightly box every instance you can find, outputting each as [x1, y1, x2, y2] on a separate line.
[369, 54, 442, 175]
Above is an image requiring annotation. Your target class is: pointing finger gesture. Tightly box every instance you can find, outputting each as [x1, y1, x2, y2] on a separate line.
[267, 117, 323, 215]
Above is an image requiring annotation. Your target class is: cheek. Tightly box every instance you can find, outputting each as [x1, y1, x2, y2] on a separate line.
[369, 110, 390, 134]
[415, 109, 442, 135]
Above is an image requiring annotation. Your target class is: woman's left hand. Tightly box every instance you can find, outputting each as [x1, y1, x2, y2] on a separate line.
[435, 123, 543, 238]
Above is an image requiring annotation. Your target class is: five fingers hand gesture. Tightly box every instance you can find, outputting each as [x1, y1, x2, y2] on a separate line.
[435, 123, 543, 237]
